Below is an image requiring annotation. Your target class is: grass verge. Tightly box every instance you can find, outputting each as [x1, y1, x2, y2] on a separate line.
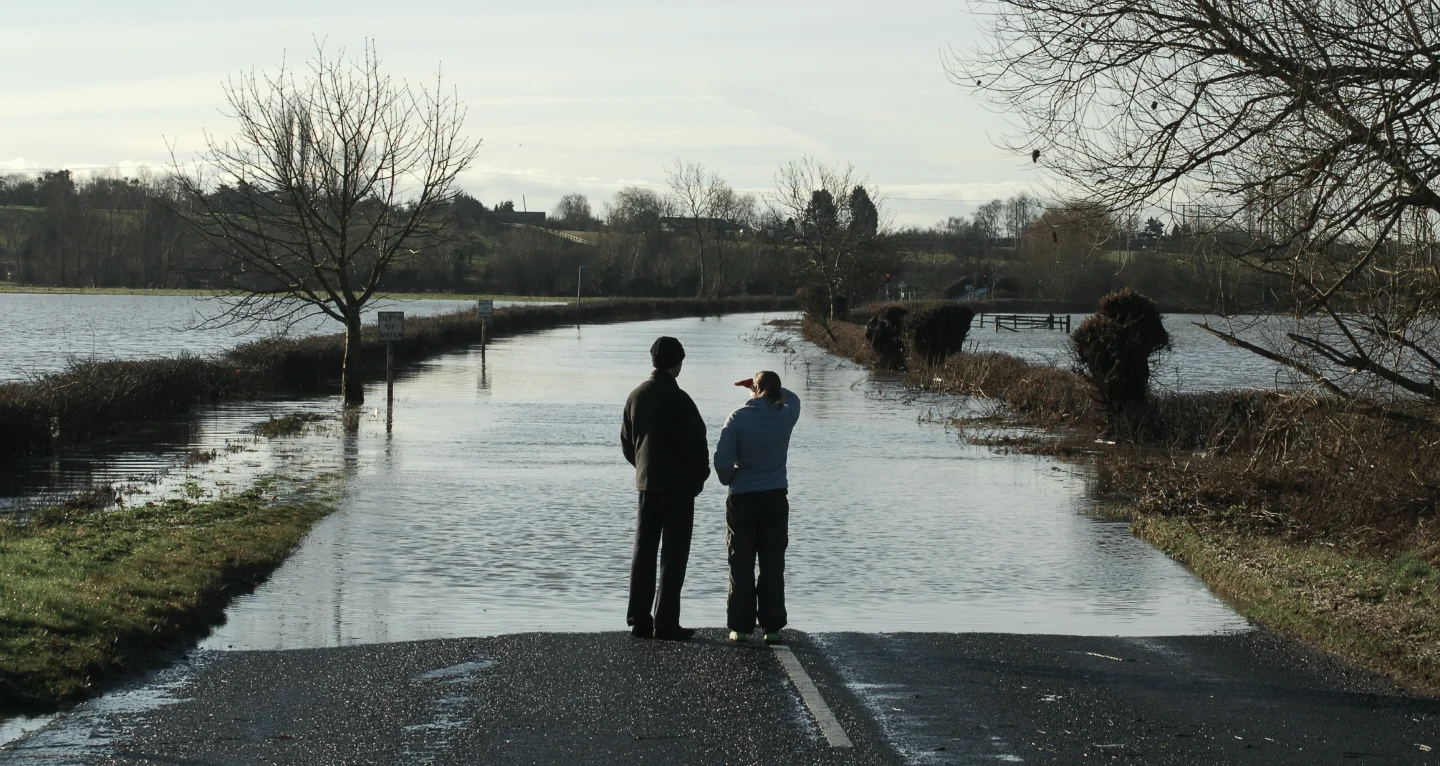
[1136, 515, 1440, 688]
[0, 484, 337, 713]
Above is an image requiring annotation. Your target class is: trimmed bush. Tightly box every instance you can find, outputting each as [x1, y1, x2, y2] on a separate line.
[1071, 289, 1170, 415]
[864, 306, 909, 370]
[906, 303, 975, 367]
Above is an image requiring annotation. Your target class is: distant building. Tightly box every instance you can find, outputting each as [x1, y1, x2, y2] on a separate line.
[487, 210, 547, 224]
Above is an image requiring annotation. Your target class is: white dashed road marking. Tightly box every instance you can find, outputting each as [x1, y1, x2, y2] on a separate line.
[772, 644, 854, 748]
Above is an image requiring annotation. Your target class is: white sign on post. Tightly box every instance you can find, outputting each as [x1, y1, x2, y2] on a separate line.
[476, 299, 494, 317]
[377, 311, 405, 342]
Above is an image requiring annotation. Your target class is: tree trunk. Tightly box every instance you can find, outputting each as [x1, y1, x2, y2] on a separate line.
[342, 312, 365, 407]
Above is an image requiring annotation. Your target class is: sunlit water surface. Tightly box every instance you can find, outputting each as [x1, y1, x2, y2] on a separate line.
[171, 313, 1248, 647]
[0, 307, 1252, 648]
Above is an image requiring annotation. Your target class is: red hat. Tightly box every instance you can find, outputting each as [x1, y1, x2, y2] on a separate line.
[734, 378, 754, 389]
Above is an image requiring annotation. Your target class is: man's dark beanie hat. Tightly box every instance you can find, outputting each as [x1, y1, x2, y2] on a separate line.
[651, 336, 685, 369]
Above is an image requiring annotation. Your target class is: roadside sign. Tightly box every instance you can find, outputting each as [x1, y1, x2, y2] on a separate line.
[476, 299, 494, 317]
[378, 311, 405, 342]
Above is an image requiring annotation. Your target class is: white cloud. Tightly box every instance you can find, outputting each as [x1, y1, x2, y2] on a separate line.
[5, 0, 1040, 228]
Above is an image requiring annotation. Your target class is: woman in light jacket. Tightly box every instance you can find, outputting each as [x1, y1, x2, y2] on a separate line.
[714, 370, 801, 644]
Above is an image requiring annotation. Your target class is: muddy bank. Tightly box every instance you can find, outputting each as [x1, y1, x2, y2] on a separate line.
[0, 296, 794, 465]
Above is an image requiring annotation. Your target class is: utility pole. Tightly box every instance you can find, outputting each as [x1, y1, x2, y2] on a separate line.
[576, 265, 585, 326]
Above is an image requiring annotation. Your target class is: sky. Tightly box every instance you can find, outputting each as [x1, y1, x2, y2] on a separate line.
[2, 1, 1047, 228]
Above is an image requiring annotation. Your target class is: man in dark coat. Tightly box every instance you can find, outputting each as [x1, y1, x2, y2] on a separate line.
[621, 336, 710, 641]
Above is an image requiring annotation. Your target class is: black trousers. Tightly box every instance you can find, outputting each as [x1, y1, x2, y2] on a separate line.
[726, 489, 789, 634]
[627, 491, 694, 629]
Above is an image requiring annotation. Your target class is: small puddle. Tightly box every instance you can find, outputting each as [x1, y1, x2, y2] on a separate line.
[0, 654, 202, 756]
[411, 659, 497, 685]
[0, 715, 59, 749]
[403, 656, 496, 763]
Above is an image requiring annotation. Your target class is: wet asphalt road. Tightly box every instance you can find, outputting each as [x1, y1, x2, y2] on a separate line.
[0, 632, 893, 765]
[819, 631, 1440, 764]
[5, 629, 1440, 764]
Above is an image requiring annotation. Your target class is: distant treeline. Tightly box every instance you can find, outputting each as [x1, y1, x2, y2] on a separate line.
[887, 196, 1293, 313]
[0, 171, 1286, 311]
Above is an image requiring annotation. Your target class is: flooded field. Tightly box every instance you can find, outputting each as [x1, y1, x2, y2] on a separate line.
[965, 311, 1292, 392]
[0, 293, 548, 381]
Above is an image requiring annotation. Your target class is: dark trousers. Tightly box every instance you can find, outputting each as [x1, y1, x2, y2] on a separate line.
[726, 489, 789, 634]
[627, 491, 694, 629]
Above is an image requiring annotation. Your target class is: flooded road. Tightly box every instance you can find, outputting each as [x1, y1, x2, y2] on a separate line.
[189, 311, 1245, 648]
[1, 311, 1276, 760]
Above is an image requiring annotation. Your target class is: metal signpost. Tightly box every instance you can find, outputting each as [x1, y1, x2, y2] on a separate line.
[476, 299, 493, 361]
[377, 311, 405, 412]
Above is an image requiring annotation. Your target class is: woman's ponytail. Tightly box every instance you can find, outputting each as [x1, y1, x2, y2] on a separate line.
[754, 371, 784, 404]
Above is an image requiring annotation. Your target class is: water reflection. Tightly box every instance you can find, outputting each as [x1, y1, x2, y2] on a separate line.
[194, 313, 1248, 649]
[0, 399, 341, 514]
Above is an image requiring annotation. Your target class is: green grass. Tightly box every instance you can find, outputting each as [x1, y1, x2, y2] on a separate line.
[0, 485, 337, 712]
[1135, 515, 1440, 691]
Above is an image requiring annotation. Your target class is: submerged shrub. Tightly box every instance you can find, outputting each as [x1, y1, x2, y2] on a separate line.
[1071, 289, 1170, 415]
[796, 285, 829, 323]
[907, 303, 975, 367]
[255, 412, 328, 439]
[865, 306, 909, 370]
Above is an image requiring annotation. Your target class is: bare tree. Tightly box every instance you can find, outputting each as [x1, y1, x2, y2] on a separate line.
[171, 41, 478, 406]
[712, 190, 759, 294]
[1020, 201, 1117, 302]
[957, 0, 1440, 401]
[553, 192, 593, 230]
[769, 157, 889, 317]
[665, 160, 731, 297]
[603, 186, 673, 288]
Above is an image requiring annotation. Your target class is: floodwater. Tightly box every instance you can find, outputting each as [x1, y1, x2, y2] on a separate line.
[0, 310, 1258, 748]
[967, 312, 1294, 393]
[0, 311, 1252, 643]
[0, 293, 549, 381]
[170, 312, 1244, 648]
